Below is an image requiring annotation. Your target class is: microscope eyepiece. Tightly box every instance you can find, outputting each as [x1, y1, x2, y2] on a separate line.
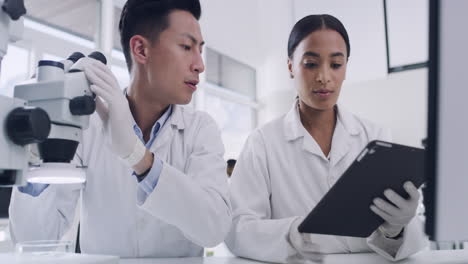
[2, 0, 26, 21]
[88, 51, 107, 65]
[67, 52, 85, 63]
[38, 60, 64, 70]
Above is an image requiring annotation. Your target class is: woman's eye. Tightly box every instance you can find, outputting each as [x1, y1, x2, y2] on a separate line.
[331, 63, 342, 69]
[304, 63, 317, 68]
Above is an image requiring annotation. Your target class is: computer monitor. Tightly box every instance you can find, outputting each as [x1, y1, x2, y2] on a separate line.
[425, 0, 468, 241]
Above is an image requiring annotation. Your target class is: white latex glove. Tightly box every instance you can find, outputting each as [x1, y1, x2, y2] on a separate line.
[370, 181, 420, 237]
[287, 217, 323, 263]
[70, 57, 146, 167]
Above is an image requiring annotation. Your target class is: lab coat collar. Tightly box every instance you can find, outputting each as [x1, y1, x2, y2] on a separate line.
[123, 88, 185, 130]
[168, 104, 185, 130]
[283, 100, 305, 141]
[336, 105, 360, 136]
[329, 112, 352, 166]
[284, 100, 360, 140]
[283, 100, 326, 158]
[283, 99, 361, 161]
[147, 104, 184, 158]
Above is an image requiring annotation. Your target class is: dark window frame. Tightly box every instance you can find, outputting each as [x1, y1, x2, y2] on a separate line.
[383, 0, 428, 73]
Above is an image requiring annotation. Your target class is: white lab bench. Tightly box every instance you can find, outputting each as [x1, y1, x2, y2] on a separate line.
[2, 249, 468, 263]
[119, 250, 468, 263]
[0, 252, 119, 263]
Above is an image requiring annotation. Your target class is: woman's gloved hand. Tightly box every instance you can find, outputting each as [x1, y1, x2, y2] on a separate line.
[371, 181, 420, 238]
[288, 217, 323, 263]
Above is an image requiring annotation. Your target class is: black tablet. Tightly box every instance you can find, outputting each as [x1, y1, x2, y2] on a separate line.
[298, 140, 425, 238]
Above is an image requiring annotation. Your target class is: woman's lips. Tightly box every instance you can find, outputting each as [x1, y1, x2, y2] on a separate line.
[313, 90, 334, 98]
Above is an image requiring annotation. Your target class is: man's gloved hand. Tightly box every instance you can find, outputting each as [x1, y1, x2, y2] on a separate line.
[370, 181, 420, 238]
[70, 57, 146, 167]
[288, 217, 323, 263]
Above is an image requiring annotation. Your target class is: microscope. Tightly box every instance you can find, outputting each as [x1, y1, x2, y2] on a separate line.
[1, 0, 106, 186]
[14, 51, 107, 184]
[0, 0, 50, 187]
[0, 2, 120, 263]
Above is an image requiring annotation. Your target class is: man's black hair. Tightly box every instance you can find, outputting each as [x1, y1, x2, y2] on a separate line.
[119, 0, 201, 70]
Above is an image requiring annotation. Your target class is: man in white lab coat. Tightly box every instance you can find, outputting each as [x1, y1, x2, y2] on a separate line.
[225, 14, 428, 263]
[9, 0, 231, 257]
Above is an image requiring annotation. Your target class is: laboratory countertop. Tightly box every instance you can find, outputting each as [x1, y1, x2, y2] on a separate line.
[120, 250, 468, 264]
[2, 249, 468, 264]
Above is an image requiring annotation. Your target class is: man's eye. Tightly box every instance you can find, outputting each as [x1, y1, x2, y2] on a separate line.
[181, 45, 191, 51]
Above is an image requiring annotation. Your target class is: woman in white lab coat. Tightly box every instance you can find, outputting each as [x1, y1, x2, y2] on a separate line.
[225, 14, 428, 263]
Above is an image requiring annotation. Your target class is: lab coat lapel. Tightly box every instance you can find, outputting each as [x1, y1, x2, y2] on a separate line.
[329, 117, 351, 166]
[283, 100, 326, 159]
[301, 126, 327, 159]
[329, 106, 360, 167]
[150, 122, 172, 161]
[149, 105, 184, 161]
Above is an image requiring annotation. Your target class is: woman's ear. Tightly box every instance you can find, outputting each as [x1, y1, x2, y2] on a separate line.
[288, 58, 294, 79]
[129, 35, 149, 66]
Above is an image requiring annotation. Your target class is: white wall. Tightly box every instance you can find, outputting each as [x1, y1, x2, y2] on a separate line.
[386, 0, 428, 67]
[199, 0, 296, 126]
[255, 0, 296, 125]
[339, 68, 428, 147]
[200, 0, 262, 68]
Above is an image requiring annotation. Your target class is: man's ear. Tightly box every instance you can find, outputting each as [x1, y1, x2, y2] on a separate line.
[129, 35, 150, 66]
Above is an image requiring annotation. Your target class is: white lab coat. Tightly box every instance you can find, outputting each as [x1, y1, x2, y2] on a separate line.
[9, 104, 232, 257]
[225, 101, 428, 263]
